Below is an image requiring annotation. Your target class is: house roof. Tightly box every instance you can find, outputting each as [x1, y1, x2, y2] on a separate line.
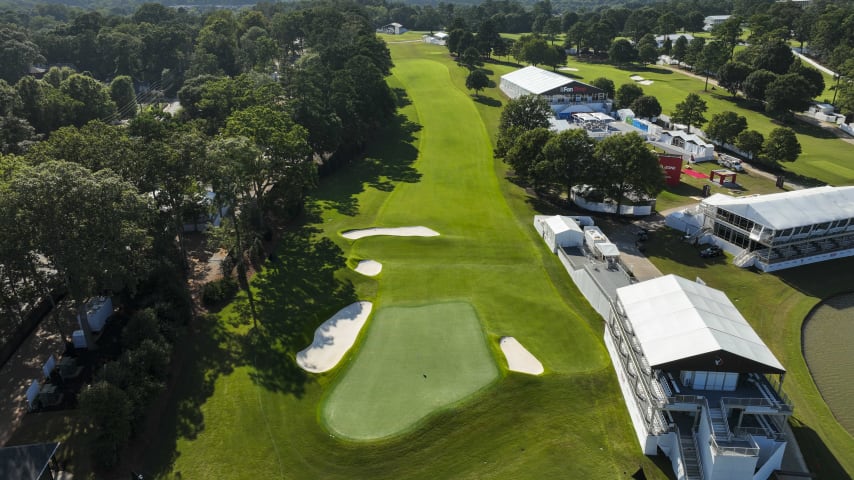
[616, 275, 784, 374]
[663, 130, 714, 147]
[0, 443, 60, 480]
[702, 186, 854, 230]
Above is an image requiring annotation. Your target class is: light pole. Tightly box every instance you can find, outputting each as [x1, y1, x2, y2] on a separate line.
[832, 73, 842, 107]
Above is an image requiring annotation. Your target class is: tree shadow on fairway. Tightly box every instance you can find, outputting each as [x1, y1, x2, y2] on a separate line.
[315, 110, 422, 216]
[790, 420, 851, 479]
[140, 313, 243, 478]
[474, 96, 502, 107]
[245, 214, 357, 395]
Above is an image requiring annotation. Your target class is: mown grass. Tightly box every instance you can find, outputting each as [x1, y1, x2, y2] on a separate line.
[145, 37, 672, 480]
[322, 302, 499, 441]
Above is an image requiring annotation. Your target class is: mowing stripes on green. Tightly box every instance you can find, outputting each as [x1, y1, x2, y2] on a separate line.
[322, 302, 499, 441]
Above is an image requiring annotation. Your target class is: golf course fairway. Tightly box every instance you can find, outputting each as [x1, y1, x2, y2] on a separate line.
[154, 38, 667, 480]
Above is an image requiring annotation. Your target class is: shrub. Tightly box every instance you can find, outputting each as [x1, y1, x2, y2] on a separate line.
[201, 277, 238, 307]
[122, 308, 162, 349]
[79, 381, 133, 469]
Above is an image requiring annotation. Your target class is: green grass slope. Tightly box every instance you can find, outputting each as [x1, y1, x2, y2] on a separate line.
[148, 39, 671, 480]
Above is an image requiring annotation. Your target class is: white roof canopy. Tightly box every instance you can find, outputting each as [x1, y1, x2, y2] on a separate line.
[501, 66, 572, 95]
[545, 215, 582, 235]
[703, 186, 854, 230]
[616, 275, 784, 372]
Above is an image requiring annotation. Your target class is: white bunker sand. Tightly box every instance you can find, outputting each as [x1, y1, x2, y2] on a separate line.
[296, 301, 373, 373]
[354, 260, 382, 276]
[499, 337, 544, 375]
[341, 226, 439, 240]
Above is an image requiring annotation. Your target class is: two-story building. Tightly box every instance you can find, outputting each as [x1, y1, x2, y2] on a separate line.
[607, 274, 792, 480]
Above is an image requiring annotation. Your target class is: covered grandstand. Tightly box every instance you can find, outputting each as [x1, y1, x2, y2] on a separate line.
[607, 275, 791, 480]
[666, 186, 854, 271]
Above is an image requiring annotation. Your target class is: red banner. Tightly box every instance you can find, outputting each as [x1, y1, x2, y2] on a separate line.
[658, 154, 683, 186]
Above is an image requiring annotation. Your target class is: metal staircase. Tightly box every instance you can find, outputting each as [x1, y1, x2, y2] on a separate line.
[679, 434, 703, 480]
[709, 407, 731, 439]
[733, 250, 756, 267]
[685, 227, 711, 244]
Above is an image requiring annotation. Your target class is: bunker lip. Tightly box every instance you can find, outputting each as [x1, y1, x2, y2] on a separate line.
[499, 336, 544, 375]
[354, 260, 382, 276]
[296, 301, 373, 373]
[341, 226, 440, 240]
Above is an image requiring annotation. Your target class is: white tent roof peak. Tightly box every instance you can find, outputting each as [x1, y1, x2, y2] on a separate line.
[501, 66, 573, 95]
[702, 186, 854, 230]
[544, 215, 582, 234]
[616, 274, 784, 372]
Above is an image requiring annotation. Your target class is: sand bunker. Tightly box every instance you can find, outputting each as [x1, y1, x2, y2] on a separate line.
[341, 227, 439, 240]
[296, 301, 373, 373]
[354, 260, 382, 276]
[499, 337, 544, 375]
[630, 75, 644, 81]
[639, 80, 654, 85]
[559, 67, 579, 72]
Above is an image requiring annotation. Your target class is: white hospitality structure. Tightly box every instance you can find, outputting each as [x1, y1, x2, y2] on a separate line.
[606, 275, 792, 480]
[667, 186, 854, 271]
[656, 130, 715, 162]
[499, 66, 610, 113]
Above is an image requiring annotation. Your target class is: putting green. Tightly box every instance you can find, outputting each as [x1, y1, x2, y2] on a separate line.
[322, 302, 499, 441]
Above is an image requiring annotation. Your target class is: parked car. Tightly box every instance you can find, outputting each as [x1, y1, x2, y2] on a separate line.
[700, 246, 723, 258]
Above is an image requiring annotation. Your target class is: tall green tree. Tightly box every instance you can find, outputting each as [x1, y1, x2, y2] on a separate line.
[762, 127, 801, 165]
[588, 133, 664, 216]
[609, 39, 637, 67]
[615, 83, 644, 110]
[503, 127, 552, 189]
[496, 95, 551, 157]
[706, 111, 748, 146]
[0, 25, 45, 84]
[711, 16, 742, 59]
[109, 75, 137, 119]
[671, 93, 708, 133]
[742, 69, 777, 102]
[672, 35, 689, 64]
[718, 61, 752, 96]
[735, 130, 764, 160]
[630, 95, 662, 118]
[591, 77, 615, 99]
[465, 69, 489, 98]
[9, 161, 153, 348]
[765, 74, 814, 117]
[542, 128, 594, 197]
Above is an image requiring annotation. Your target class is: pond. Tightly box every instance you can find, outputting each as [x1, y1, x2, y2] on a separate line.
[802, 292, 854, 436]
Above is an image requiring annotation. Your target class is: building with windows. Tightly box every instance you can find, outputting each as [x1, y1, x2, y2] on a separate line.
[378, 23, 407, 35]
[499, 66, 609, 112]
[668, 186, 854, 272]
[703, 15, 731, 31]
[607, 274, 792, 480]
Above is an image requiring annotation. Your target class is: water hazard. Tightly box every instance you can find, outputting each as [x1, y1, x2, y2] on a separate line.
[803, 293, 854, 436]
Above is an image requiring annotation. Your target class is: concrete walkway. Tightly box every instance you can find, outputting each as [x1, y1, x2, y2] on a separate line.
[791, 50, 837, 77]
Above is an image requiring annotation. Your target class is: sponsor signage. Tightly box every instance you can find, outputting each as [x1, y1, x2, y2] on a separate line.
[658, 154, 683, 186]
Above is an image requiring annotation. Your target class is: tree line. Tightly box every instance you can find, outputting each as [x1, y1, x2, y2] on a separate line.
[0, 0, 397, 469]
